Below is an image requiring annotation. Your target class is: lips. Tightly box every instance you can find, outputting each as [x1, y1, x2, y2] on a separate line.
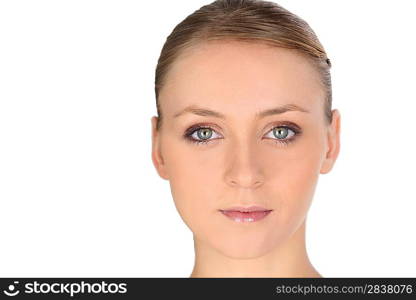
[221, 205, 270, 212]
[219, 205, 273, 223]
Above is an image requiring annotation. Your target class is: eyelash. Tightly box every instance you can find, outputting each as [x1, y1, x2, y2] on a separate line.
[183, 122, 302, 147]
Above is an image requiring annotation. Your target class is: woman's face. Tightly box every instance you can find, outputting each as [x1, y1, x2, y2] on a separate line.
[151, 40, 340, 259]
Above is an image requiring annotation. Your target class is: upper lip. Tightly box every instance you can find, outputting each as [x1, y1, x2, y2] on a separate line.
[219, 205, 272, 212]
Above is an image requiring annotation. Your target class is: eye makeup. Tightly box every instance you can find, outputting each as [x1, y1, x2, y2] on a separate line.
[182, 121, 302, 147]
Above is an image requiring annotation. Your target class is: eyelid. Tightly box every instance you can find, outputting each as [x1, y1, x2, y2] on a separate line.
[266, 121, 302, 134]
[184, 122, 223, 138]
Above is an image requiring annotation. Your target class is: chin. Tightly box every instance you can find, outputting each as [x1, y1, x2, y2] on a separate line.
[209, 233, 279, 260]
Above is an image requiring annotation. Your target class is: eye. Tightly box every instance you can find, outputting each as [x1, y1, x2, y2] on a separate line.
[264, 125, 299, 146]
[184, 125, 222, 145]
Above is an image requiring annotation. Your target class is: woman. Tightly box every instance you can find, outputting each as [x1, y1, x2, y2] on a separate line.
[151, 0, 341, 277]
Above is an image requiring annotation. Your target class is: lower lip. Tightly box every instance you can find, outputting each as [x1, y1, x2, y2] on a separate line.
[219, 210, 272, 223]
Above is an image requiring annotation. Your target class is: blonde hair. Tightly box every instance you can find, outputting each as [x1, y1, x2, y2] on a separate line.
[154, 0, 332, 130]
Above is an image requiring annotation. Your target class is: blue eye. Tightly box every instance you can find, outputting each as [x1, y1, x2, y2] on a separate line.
[183, 123, 301, 146]
[265, 126, 298, 146]
[184, 126, 221, 145]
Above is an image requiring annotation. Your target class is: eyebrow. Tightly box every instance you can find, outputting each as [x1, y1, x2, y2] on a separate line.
[173, 103, 310, 119]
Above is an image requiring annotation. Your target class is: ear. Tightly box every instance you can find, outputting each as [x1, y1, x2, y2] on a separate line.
[151, 116, 169, 180]
[320, 109, 341, 174]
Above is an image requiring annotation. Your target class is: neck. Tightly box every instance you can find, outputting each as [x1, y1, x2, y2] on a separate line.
[190, 220, 321, 278]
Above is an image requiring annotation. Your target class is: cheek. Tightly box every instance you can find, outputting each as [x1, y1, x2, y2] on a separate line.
[267, 138, 323, 219]
[162, 139, 220, 228]
[274, 159, 319, 229]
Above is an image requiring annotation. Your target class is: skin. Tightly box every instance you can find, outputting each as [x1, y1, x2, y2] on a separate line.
[151, 40, 341, 277]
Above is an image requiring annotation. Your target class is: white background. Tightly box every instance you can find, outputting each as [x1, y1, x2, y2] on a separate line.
[1, 0, 415, 277]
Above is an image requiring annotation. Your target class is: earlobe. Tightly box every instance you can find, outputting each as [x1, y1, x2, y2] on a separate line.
[320, 109, 341, 174]
[151, 116, 169, 180]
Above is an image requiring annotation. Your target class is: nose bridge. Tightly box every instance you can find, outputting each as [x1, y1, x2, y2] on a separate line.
[225, 135, 264, 188]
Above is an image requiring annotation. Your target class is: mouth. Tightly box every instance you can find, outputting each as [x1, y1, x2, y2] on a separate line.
[218, 206, 273, 223]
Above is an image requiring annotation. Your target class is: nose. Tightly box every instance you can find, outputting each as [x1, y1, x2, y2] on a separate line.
[225, 142, 265, 189]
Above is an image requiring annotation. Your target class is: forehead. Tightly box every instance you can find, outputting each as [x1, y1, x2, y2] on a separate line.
[160, 40, 324, 118]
